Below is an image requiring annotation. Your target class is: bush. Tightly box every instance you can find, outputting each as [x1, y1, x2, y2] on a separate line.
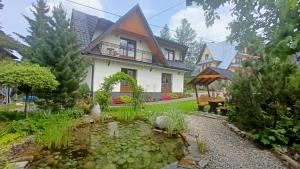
[77, 97, 93, 114]
[119, 96, 132, 104]
[77, 83, 90, 98]
[95, 90, 111, 110]
[167, 93, 179, 99]
[250, 128, 288, 148]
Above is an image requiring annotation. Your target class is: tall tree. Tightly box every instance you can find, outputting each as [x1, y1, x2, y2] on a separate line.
[17, 0, 50, 62]
[0, 0, 3, 10]
[174, 18, 196, 47]
[20, 2, 87, 109]
[46, 4, 87, 108]
[160, 24, 172, 40]
[174, 18, 198, 69]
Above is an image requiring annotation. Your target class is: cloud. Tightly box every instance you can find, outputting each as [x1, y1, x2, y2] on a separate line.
[24, 0, 104, 18]
[169, 5, 233, 42]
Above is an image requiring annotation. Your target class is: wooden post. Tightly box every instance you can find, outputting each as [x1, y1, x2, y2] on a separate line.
[194, 84, 201, 111]
[206, 85, 211, 97]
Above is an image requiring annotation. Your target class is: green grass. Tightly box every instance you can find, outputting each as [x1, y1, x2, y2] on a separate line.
[0, 103, 24, 112]
[144, 100, 198, 114]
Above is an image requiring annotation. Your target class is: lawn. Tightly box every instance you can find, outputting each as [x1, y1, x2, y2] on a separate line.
[110, 99, 198, 114]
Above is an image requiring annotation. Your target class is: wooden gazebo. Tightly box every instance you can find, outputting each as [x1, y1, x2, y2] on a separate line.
[188, 67, 234, 112]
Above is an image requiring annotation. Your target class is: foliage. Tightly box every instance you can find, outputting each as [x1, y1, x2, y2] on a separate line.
[119, 96, 133, 104]
[0, 62, 58, 116]
[78, 83, 90, 98]
[166, 93, 179, 99]
[95, 90, 111, 110]
[196, 136, 207, 154]
[250, 128, 288, 148]
[190, 0, 300, 58]
[143, 100, 197, 114]
[160, 24, 172, 40]
[0, 132, 24, 146]
[19, 1, 87, 109]
[228, 58, 300, 147]
[96, 72, 143, 111]
[37, 116, 72, 150]
[77, 97, 93, 114]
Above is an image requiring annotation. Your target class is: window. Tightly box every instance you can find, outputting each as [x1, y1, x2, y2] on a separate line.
[205, 54, 209, 60]
[119, 38, 136, 58]
[164, 48, 175, 61]
[121, 68, 137, 92]
[161, 73, 172, 93]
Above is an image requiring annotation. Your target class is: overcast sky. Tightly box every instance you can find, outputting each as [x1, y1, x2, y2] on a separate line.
[0, 0, 233, 43]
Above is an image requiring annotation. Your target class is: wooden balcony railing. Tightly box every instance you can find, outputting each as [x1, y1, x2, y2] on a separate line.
[99, 41, 153, 63]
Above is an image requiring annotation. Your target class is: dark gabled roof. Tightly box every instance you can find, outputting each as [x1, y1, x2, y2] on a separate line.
[188, 67, 234, 86]
[155, 36, 188, 60]
[71, 9, 113, 49]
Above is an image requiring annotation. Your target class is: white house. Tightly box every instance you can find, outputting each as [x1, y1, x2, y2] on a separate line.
[71, 5, 189, 98]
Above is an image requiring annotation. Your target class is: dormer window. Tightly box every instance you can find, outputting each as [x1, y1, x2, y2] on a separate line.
[205, 54, 209, 60]
[165, 48, 175, 61]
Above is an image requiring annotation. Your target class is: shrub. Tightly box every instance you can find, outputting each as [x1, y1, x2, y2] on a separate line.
[95, 90, 111, 110]
[250, 128, 288, 148]
[77, 97, 93, 114]
[77, 83, 90, 98]
[119, 96, 132, 104]
[167, 93, 179, 99]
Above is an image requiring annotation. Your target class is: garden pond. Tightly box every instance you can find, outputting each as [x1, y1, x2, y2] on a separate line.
[27, 120, 186, 169]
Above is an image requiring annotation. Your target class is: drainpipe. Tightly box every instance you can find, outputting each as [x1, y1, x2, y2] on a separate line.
[91, 63, 95, 97]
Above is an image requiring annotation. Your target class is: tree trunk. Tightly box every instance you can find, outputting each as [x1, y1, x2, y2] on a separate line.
[24, 92, 29, 118]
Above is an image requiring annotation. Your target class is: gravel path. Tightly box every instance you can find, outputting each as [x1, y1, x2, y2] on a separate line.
[185, 115, 287, 169]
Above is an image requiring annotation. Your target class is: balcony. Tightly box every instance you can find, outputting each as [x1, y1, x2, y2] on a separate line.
[99, 41, 153, 63]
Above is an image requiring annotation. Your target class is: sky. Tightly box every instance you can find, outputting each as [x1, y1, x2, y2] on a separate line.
[0, 0, 234, 43]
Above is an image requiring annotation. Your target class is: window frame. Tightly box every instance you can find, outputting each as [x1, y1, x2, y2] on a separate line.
[164, 48, 175, 61]
[120, 37, 136, 58]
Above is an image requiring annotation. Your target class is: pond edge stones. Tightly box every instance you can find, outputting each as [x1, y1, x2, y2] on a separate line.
[154, 116, 168, 129]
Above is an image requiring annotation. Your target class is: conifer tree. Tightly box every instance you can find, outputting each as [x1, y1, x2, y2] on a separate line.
[160, 24, 172, 40]
[17, 0, 50, 62]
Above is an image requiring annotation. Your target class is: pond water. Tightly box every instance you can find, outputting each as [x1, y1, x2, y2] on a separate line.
[28, 120, 185, 169]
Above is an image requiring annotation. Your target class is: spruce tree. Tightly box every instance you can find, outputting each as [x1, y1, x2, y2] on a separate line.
[174, 18, 198, 69]
[17, 0, 50, 62]
[47, 4, 87, 107]
[20, 1, 87, 109]
[160, 24, 172, 40]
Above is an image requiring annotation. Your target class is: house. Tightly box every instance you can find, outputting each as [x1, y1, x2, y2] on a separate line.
[192, 41, 251, 76]
[289, 51, 300, 65]
[71, 5, 189, 98]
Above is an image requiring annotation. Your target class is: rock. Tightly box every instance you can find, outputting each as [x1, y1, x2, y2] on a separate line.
[198, 159, 209, 168]
[90, 103, 101, 118]
[11, 156, 34, 162]
[46, 157, 57, 166]
[84, 116, 94, 124]
[154, 116, 168, 129]
[14, 161, 29, 169]
[294, 153, 300, 160]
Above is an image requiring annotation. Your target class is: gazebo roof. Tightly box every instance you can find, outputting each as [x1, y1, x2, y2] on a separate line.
[188, 67, 234, 86]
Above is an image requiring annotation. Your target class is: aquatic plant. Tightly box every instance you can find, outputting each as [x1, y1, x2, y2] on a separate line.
[38, 116, 72, 150]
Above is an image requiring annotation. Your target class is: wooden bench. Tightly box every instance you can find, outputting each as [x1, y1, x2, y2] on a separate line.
[196, 96, 212, 111]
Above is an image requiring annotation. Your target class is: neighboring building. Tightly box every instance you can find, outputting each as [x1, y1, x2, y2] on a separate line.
[289, 51, 300, 65]
[71, 5, 189, 98]
[192, 41, 251, 76]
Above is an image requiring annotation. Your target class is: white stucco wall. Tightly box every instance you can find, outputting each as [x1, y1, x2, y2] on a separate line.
[84, 58, 185, 93]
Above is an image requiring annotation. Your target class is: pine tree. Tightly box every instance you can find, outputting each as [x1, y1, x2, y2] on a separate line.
[20, 1, 87, 109]
[174, 18, 196, 47]
[46, 4, 87, 107]
[17, 0, 50, 62]
[160, 24, 172, 40]
[174, 18, 198, 69]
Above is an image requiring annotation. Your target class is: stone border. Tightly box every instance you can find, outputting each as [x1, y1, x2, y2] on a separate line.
[223, 121, 300, 169]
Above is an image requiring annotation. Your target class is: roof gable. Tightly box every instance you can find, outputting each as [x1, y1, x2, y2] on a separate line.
[84, 5, 166, 64]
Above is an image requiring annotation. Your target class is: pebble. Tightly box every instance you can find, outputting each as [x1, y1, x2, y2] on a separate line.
[185, 115, 288, 169]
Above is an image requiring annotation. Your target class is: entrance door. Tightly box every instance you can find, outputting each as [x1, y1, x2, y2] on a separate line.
[121, 68, 137, 92]
[161, 73, 172, 93]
